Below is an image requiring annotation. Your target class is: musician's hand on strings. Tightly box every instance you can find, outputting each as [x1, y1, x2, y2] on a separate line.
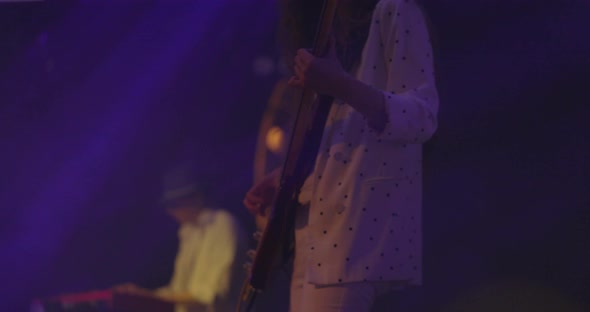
[288, 36, 349, 97]
[242, 248, 258, 273]
[243, 169, 280, 215]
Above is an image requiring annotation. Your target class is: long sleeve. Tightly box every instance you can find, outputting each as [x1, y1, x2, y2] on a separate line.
[185, 212, 238, 305]
[376, 0, 439, 143]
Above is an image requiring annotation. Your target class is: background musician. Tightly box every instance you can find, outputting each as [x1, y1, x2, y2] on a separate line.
[115, 164, 244, 312]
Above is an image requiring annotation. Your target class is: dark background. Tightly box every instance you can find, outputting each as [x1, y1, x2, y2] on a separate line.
[0, 0, 588, 311]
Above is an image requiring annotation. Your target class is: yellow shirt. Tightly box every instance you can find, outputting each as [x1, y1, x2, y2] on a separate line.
[158, 209, 239, 312]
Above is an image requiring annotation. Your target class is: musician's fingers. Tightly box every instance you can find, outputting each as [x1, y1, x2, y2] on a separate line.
[246, 249, 256, 260]
[253, 231, 262, 241]
[243, 195, 259, 210]
[293, 65, 305, 82]
[243, 199, 261, 215]
[294, 54, 308, 71]
[296, 48, 314, 63]
[245, 192, 264, 204]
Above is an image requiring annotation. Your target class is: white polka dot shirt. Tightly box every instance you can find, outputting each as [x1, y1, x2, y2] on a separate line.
[297, 0, 439, 286]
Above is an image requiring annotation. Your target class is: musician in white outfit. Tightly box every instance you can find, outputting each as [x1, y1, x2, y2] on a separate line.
[244, 0, 438, 311]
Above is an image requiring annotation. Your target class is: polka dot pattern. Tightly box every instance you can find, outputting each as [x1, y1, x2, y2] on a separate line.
[295, 0, 434, 286]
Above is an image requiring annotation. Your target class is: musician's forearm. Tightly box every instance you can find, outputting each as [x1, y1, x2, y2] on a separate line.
[334, 74, 388, 132]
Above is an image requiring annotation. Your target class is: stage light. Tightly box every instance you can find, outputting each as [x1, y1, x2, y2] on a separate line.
[265, 126, 284, 154]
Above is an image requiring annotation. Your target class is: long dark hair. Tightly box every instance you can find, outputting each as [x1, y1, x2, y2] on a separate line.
[277, 0, 379, 72]
[277, 0, 438, 80]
